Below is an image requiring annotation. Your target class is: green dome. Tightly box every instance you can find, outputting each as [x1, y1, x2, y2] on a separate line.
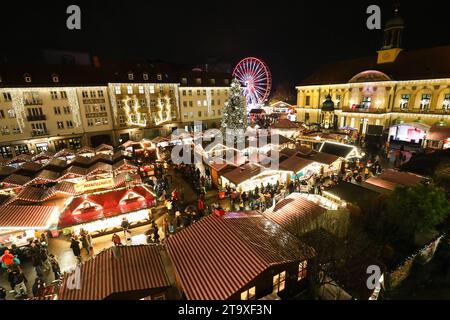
[322, 94, 335, 112]
[392, 117, 404, 125]
[433, 120, 449, 127]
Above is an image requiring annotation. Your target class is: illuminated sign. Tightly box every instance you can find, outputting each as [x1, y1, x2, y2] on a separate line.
[75, 178, 114, 193]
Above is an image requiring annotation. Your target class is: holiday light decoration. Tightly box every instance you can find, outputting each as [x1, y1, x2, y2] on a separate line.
[67, 88, 82, 127]
[10, 89, 26, 131]
[108, 84, 119, 125]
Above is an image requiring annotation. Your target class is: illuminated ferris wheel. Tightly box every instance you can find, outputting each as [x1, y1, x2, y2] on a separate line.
[233, 57, 272, 106]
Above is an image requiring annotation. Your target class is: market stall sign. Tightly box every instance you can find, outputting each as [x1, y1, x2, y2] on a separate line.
[75, 178, 114, 193]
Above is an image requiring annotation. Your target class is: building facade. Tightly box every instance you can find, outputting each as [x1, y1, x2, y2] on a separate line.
[295, 9, 450, 135]
[0, 62, 231, 158]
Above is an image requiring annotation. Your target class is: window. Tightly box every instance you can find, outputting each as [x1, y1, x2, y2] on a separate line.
[443, 93, 450, 110]
[0, 125, 8, 135]
[361, 96, 372, 108]
[203, 100, 207, 107]
[52, 75, 59, 83]
[54, 106, 61, 115]
[420, 94, 431, 110]
[140, 99, 146, 107]
[57, 121, 64, 129]
[224, 90, 228, 96]
[336, 95, 341, 108]
[100, 105, 106, 112]
[240, 286, 256, 300]
[189, 101, 193, 107]
[203, 90, 206, 95]
[211, 100, 215, 106]
[181, 77, 187, 85]
[63, 106, 71, 114]
[157, 73, 162, 81]
[224, 79, 229, 85]
[3, 92, 11, 102]
[212, 110, 215, 116]
[211, 89, 215, 96]
[197, 101, 201, 107]
[50, 91, 58, 100]
[127, 86, 133, 94]
[115, 86, 121, 95]
[138, 85, 144, 94]
[149, 86, 155, 94]
[159, 85, 164, 92]
[66, 121, 73, 128]
[195, 78, 202, 85]
[305, 95, 311, 106]
[198, 111, 202, 117]
[12, 125, 21, 134]
[298, 261, 308, 281]
[210, 78, 216, 85]
[82, 91, 89, 98]
[400, 94, 410, 109]
[117, 100, 123, 109]
[60, 91, 67, 99]
[188, 90, 192, 96]
[182, 90, 186, 96]
[90, 91, 96, 98]
[217, 99, 221, 105]
[88, 119, 94, 127]
[0, 146, 13, 159]
[98, 90, 104, 98]
[130, 114, 137, 123]
[102, 118, 108, 125]
[196, 90, 201, 96]
[14, 144, 29, 155]
[143, 73, 149, 81]
[183, 101, 188, 107]
[183, 112, 188, 119]
[189, 112, 194, 118]
[0, 110, 4, 119]
[272, 271, 286, 294]
[7, 109, 15, 118]
[24, 74, 32, 83]
[128, 72, 134, 80]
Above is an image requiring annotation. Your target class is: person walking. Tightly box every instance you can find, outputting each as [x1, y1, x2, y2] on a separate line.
[32, 277, 46, 298]
[121, 217, 130, 236]
[112, 233, 122, 246]
[70, 236, 81, 262]
[48, 254, 61, 280]
[11, 268, 27, 298]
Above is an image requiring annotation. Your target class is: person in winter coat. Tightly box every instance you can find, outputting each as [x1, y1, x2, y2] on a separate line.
[32, 277, 46, 298]
[1, 250, 15, 268]
[70, 237, 81, 261]
[121, 218, 130, 235]
[48, 254, 61, 280]
[112, 233, 122, 246]
[81, 232, 93, 255]
[11, 268, 27, 298]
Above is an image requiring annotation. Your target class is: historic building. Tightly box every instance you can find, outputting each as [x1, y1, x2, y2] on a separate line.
[178, 70, 231, 132]
[0, 60, 231, 158]
[295, 7, 450, 136]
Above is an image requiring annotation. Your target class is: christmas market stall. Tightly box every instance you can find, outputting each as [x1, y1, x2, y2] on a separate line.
[0, 205, 60, 248]
[58, 186, 156, 236]
[57, 245, 173, 300]
[166, 211, 315, 300]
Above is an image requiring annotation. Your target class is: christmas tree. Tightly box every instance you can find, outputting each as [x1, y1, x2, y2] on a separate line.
[220, 78, 247, 132]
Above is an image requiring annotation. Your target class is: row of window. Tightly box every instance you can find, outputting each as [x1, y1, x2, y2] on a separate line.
[50, 91, 68, 100]
[182, 100, 223, 107]
[115, 85, 174, 95]
[0, 109, 15, 119]
[241, 262, 307, 300]
[0, 138, 83, 159]
[87, 118, 108, 127]
[85, 104, 107, 113]
[81, 90, 105, 99]
[56, 121, 74, 129]
[0, 125, 21, 135]
[53, 106, 72, 115]
[183, 109, 222, 119]
[181, 89, 228, 96]
[128, 72, 163, 81]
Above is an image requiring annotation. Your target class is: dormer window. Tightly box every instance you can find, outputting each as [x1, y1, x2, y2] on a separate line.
[52, 74, 59, 83]
[157, 73, 162, 81]
[143, 73, 149, 81]
[181, 77, 187, 85]
[210, 78, 216, 85]
[24, 73, 32, 83]
[195, 78, 202, 85]
[128, 72, 134, 80]
[224, 79, 229, 85]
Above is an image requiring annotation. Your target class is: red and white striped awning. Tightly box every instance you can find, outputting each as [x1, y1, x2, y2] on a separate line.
[263, 193, 326, 237]
[0, 205, 59, 230]
[166, 212, 315, 300]
[58, 245, 170, 300]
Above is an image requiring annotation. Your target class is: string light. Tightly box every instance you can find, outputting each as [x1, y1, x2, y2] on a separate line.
[67, 88, 82, 127]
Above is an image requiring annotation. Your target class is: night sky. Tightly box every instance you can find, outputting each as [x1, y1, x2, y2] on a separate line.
[1, 0, 449, 87]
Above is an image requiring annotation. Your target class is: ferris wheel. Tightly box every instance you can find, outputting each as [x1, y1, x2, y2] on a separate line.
[233, 57, 272, 106]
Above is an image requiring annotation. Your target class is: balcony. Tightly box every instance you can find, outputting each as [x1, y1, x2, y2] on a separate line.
[31, 130, 49, 137]
[392, 108, 450, 115]
[341, 106, 387, 114]
[24, 99, 43, 106]
[27, 114, 47, 121]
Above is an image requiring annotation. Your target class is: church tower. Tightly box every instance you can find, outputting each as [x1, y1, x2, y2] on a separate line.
[377, 1, 405, 64]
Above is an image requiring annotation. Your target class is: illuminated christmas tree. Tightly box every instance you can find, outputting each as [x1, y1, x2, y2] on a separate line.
[220, 78, 247, 132]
